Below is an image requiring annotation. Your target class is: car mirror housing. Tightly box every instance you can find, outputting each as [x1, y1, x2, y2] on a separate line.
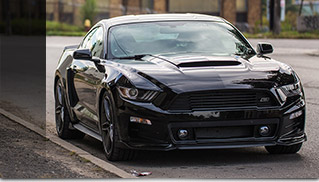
[73, 49, 92, 60]
[257, 43, 273, 55]
[91, 56, 101, 63]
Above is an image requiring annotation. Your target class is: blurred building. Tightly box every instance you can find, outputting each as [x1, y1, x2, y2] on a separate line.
[46, 0, 110, 26]
[295, 0, 319, 15]
[46, 0, 262, 31]
[0, 0, 45, 20]
[0, 0, 46, 34]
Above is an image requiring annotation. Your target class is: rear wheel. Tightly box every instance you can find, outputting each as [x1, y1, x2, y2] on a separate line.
[265, 143, 302, 154]
[55, 79, 85, 139]
[100, 92, 135, 161]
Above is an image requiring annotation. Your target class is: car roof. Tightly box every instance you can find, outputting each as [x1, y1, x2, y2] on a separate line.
[99, 13, 226, 27]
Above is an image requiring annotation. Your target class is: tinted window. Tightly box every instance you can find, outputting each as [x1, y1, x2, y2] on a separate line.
[108, 21, 253, 58]
[80, 29, 94, 49]
[80, 27, 104, 57]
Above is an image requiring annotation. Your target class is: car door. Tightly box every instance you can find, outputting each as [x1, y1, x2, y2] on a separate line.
[72, 26, 105, 132]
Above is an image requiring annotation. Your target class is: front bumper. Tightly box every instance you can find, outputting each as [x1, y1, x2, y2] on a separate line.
[115, 97, 307, 151]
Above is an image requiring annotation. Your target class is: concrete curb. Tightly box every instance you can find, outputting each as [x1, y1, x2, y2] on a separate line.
[0, 108, 136, 179]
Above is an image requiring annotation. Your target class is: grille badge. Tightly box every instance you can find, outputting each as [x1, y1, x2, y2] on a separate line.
[260, 97, 270, 103]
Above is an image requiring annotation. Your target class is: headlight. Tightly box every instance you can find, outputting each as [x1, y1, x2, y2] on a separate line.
[117, 86, 158, 102]
[117, 86, 138, 99]
[280, 82, 302, 97]
[276, 82, 303, 103]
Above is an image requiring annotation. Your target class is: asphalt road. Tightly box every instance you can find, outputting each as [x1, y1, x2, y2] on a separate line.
[45, 37, 319, 178]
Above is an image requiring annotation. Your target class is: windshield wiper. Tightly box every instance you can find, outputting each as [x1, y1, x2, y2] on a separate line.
[112, 54, 152, 60]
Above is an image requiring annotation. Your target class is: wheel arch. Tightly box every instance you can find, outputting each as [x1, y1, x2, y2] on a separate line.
[54, 72, 63, 97]
[54, 71, 78, 122]
[97, 67, 123, 126]
[97, 82, 119, 135]
[98, 87, 107, 122]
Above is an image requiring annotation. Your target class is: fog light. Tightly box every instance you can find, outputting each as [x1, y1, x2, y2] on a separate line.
[178, 129, 188, 139]
[130, 116, 152, 125]
[289, 110, 302, 120]
[259, 126, 270, 136]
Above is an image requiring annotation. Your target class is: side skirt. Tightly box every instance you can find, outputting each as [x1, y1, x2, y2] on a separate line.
[73, 123, 102, 141]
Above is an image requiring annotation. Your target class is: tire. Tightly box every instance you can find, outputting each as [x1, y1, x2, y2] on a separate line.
[265, 143, 302, 154]
[100, 92, 136, 161]
[55, 79, 85, 139]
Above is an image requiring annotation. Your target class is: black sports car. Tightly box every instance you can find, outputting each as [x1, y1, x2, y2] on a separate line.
[54, 14, 306, 161]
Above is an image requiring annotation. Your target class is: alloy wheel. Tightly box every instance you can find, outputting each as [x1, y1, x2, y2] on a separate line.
[55, 82, 65, 133]
[101, 97, 114, 155]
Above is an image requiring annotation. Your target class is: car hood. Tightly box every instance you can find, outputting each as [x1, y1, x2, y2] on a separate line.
[108, 54, 297, 93]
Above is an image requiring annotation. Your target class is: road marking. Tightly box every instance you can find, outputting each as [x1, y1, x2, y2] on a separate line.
[0, 108, 136, 179]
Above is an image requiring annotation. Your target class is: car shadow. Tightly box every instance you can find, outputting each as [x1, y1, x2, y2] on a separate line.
[130, 148, 303, 168]
[68, 135, 303, 168]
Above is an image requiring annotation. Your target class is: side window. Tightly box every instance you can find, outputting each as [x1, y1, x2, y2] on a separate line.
[80, 27, 104, 58]
[80, 29, 95, 49]
[91, 27, 104, 57]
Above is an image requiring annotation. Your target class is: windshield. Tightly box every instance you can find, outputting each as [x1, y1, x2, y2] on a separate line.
[108, 21, 254, 59]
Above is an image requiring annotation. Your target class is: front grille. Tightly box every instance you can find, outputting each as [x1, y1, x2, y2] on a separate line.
[168, 90, 277, 111]
[195, 126, 254, 139]
[169, 119, 279, 142]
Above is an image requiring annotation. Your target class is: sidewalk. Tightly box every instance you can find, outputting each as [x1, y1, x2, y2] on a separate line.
[0, 114, 118, 179]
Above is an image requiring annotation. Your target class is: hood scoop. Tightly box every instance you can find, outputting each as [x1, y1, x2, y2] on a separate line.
[178, 60, 241, 67]
[157, 54, 243, 68]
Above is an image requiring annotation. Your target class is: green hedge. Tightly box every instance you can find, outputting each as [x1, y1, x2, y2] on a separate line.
[46, 21, 86, 36]
[0, 18, 45, 35]
[46, 21, 84, 32]
[46, 31, 86, 36]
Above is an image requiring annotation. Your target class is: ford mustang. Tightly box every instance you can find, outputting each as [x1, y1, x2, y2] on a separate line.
[54, 14, 306, 161]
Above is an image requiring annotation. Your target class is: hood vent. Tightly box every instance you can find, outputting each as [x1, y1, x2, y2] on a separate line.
[178, 61, 241, 67]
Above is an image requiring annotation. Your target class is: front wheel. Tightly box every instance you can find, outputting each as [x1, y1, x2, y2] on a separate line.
[100, 92, 136, 161]
[55, 79, 85, 139]
[265, 143, 303, 154]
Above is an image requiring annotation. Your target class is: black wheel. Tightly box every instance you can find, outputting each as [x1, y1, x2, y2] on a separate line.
[265, 143, 302, 154]
[55, 79, 85, 139]
[100, 92, 135, 161]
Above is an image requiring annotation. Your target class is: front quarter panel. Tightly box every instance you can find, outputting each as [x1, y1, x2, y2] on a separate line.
[55, 49, 79, 121]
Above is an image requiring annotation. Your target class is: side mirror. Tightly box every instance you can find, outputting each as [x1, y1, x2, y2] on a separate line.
[73, 49, 92, 60]
[257, 43, 273, 55]
[91, 56, 101, 63]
